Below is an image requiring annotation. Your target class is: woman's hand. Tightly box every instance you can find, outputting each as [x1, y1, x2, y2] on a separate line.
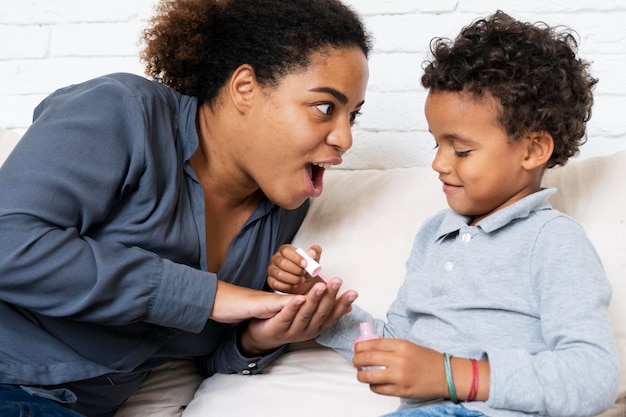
[210, 280, 304, 323]
[267, 244, 323, 294]
[239, 277, 358, 355]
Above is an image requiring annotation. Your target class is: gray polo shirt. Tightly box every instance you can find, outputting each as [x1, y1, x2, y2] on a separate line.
[319, 188, 618, 416]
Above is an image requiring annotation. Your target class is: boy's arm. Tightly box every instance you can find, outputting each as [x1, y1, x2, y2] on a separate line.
[486, 216, 619, 415]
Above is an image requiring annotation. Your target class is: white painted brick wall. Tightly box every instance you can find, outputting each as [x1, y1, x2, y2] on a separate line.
[1, 0, 625, 168]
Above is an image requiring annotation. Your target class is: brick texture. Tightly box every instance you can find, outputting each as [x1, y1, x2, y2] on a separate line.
[1, 0, 624, 168]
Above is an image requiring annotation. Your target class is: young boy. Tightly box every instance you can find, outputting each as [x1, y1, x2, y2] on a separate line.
[267, 11, 619, 417]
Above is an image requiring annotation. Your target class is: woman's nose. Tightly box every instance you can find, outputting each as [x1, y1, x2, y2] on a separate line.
[327, 119, 353, 155]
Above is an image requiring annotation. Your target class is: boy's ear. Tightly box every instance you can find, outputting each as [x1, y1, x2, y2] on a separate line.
[523, 131, 554, 170]
[228, 64, 257, 113]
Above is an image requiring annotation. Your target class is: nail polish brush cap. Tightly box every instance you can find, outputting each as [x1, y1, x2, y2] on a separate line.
[296, 248, 323, 278]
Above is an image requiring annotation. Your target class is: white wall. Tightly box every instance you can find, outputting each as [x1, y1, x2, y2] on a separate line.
[1, 0, 625, 169]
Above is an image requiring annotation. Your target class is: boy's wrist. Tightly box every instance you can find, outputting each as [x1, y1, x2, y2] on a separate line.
[444, 354, 489, 402]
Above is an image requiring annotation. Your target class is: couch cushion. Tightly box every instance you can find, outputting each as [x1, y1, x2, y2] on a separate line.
[184, 348, 400, 417]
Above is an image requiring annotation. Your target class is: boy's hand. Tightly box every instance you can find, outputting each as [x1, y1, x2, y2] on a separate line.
[352, 338, 447, 400]
[267, 244, 323, 294]
[353, 339, 489, 402]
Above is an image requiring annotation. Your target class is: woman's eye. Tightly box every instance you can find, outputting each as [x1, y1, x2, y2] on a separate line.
[316, 103, 334, 116]
[349, 110, 362, 126]
[455, 150, 471, 157]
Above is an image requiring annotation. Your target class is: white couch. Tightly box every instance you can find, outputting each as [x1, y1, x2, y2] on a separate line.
[181, 152, 626, 417]
[1, 128, 624, 416]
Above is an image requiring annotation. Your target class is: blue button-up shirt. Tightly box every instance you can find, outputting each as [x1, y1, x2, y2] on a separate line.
[0, 73, 308, 386]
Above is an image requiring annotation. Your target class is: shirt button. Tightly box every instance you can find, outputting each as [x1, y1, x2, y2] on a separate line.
[444, 261, 454, 272]
[461, 233, 471, 243]
[242, 363, 257, 375]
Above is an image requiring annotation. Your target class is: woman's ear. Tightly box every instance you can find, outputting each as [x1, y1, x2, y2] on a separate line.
[523, 131, 554, 170]
[227, 64, 257, 114]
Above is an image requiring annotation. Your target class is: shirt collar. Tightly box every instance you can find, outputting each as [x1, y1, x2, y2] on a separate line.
[178, 95, 200, 162]
[435, 188, 557, 240]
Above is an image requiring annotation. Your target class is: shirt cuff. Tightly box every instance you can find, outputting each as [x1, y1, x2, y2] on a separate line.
[216, 325, 287, 375]
[148, 260, 216, 333]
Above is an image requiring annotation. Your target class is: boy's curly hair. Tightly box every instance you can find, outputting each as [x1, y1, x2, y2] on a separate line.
[421, 10, 598, 167]
[140, 0, 371, 107]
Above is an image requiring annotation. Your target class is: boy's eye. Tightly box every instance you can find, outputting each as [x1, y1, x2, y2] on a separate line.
[316, 103, 334, 115]
[433, 143, 471, 157]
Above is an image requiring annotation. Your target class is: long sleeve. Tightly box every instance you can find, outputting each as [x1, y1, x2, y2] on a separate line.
[0, 74, 214, 332]
[483, 216, 619, 416]
[317, 285, 413, 361]
[200, 325, 288, 376]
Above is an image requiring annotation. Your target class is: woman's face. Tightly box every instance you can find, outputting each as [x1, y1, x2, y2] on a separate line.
[241, 47, 369, 209]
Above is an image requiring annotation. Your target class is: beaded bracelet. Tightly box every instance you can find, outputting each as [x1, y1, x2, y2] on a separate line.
[443, 352, 459, 404]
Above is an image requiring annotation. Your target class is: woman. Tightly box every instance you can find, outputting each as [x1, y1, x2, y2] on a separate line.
[0, 0, 370, 415]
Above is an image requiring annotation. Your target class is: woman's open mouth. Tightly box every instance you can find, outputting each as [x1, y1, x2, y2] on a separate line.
[306, 162, 331, 197]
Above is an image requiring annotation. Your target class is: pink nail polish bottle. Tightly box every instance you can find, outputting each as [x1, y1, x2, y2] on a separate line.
[353, 322, 384, 370]
[353, 321, 380, 345]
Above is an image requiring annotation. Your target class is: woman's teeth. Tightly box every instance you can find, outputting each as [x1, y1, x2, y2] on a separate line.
[312, 162, 331, 169]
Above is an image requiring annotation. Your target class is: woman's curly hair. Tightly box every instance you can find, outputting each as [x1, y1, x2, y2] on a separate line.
[140, 0, 371, 106]
[421, 10, 598, 167]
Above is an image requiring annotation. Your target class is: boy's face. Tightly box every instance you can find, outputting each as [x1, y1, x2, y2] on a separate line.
[425, 90, 539, 225]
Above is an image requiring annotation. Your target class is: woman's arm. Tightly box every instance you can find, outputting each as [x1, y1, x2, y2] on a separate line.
[0, 75, 214, 332]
